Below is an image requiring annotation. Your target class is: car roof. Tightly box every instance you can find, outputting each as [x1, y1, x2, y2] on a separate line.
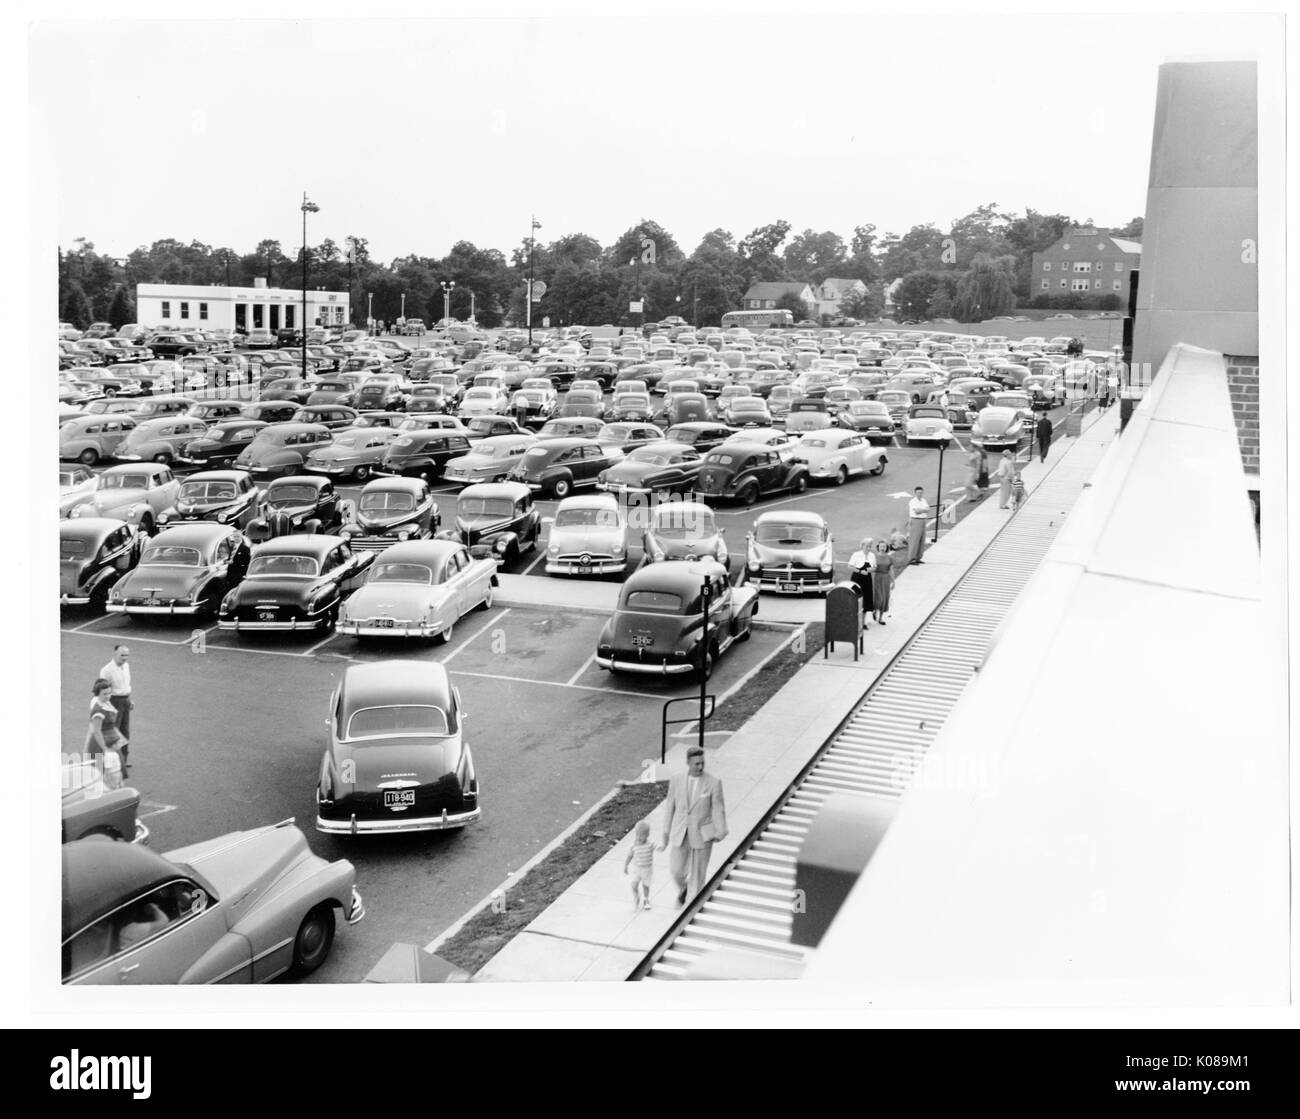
[341, 660, 453, 721]
[101, 462, 169, 478]
[181, 469, 250, 483]
[622, 558, 727, 595]
[557, 493, 620, 510]
[267, 474, 327, 491]
[60, 518, 126, 544]
[370, 540, 463, 564]
[250, 533, 344, 558]
[360, 476, 426, 495]
[458, 481, 532, 500]
[710, 440, 781, 455]
[62, 839, 183, 940]
[149, 522, 235, 548]
[754, 509, 826, 526]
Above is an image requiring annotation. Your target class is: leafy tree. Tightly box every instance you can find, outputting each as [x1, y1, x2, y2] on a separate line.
[106, 285, 135, 328]
[774, 289, 813, 320]
[892, 271, 951, 321]
[952, 257, 1017, 322]
[609, 220, 683, 267]
[60, 281, 94, 328]
[879, 225, 947, 281]
[739, 220, 792, 282]
[1109, 217, 1143, 240]
[783, 229, 847, 284]
[840, 285, 884, 322]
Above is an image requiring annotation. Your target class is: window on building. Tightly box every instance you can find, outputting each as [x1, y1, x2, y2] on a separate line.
[161, 301, 171, 319]
[286, 306, 295, 329]
[180, 302, 189, 320]
[1071, 279, 1091, 292]
[1060, 261, 1069, 271]
[1115, 262, 1123, 271]
[1059, 280, 1067, 289]
[1096, 263, 1103, 272]
[1043, 262, 1051, 271]
[1093, 280, 1101, 290]
[1063, 243, 1071, 251]
[1113, 280, 1122, 291]
[1041, 280, 1050, 290]
[199, 303, 208, 320]
[1073, 262, 1091, 273]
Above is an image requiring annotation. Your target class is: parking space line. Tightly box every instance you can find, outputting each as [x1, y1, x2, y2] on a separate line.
[565, 653, 597, 687]
[60, 628, 338, 659]
[520, 550, 548, 576]
[66, 616, 112, 634]
[440, 608, 512, 664]
[450, 668, 661, 699]
[303, 631, 342, 657]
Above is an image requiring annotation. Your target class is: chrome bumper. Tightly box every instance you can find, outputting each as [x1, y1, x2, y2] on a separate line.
[546, 558, 626, 575]
[60, 594, 92, 605]
[132, 820, 150, 845]
[316, 806, 481, 835]
[336, 619, 438, 637]
[752, 575, 833, 594]
[218, 617, 329, 631]
[107, 602, 202, 615]
[595, 655, 694, 676]
[345, 885, 366, 924]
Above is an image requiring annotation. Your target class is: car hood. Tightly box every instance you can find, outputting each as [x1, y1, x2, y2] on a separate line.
[551, 526, 623, 552]
[116, 565, 208, 598]
[260, 500, 319, 522]
[344, 582, 442, 619]
[357, 507, 424, 531]
[976, 411, 1022, 437]
[646, 532, 723, 560]
[173, 495, 244, 517]
[455, 513, 514, 540]
[748, 540, 829, 565]
[165, 824, 311, 930]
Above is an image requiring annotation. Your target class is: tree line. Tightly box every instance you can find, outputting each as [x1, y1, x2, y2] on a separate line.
[57, 207, 1142, 331]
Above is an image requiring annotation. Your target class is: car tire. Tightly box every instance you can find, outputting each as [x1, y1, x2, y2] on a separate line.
[739, 483, 759, 507]
[288, 905, 335, 978]
[791, 474, 808, 495]
[835, 466, 848, 486]
[436, 618, 455, 645]
[152, 452, 172, 466]
[352, 464, 372, 483]
[871, 459, 887, 476]
[695, 645, 715, 684]
[551, 477, 572, 499]
[138, 513, 154, 534]
[78, 449, 99, 466]
[479, 584, 494, 611]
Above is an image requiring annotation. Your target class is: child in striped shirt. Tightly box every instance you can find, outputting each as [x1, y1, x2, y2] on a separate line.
[623, 820, 655, 911]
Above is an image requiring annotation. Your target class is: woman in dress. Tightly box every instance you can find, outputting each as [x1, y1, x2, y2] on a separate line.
[993, 450, 1015, 508]
[849, 537, 875, 624]
[871, 539, 896, 625]
[86, 677, 126, 787]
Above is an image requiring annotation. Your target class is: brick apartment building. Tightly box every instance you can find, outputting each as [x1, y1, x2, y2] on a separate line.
[1031, 227, 1141, 303]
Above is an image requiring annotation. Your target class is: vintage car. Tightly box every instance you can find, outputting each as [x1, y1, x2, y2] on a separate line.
[341, 476, 440, 553]
[720, 395, 772, 428]
[556, 388, 606, 421]
[298, 427, 395, 483]
[662, 422, 735, 454]
[59, 464, 99, 518]
[641, 500, 730, 571]
[113, 415, 210, 467]
[838, 399, 896, 442]
[406, 384, 454, 414]
[125, 395, 194, 422]
[240, 399, 301, 425]
[597, 441, 703, 497]
[745, 511, 836, 595]
[218, 534, 375, 632]
[304, 376, 361, 407]
[316, 661, 479, 836]
[694, 441, 810, 506]
[186, 401, 245, 427]
[988, 390, 1036, 424]
[534, 417, 606, 442]
[789, 429, 888, 485]
[61, 759, 148, 844]
[545, 494, 628, 577]
[783, 399, 835, 435]
[876, 388, 914, 425]
[509, 381, 559, 425]
[379, 428, 473, 480]
[337, 539, 497, 640]
[177, 420, 268, 471]
[60, 519, 143, 607]
[232, 422, 334, 479]
[354, 376, 410, 412]
[260, 378, 319, 405]
[506, 437, 613, 498]
[1023, 373, 1065, 409]
[67, 463, 181, 531]
[61, 820, 363, 984]
[657, 391, 714, 428]
[970, 405, 1027, 452]
[441, 434, 536, 487]
[107, 523, 251, 618]
[157, 470, 262, 530]
[903, 403, 955, 446]
[595, 560, 757, 681]
[440, 482, 542, 568]
[457, 386, 511, 419]
[59, 414, 138, 465]
[245, 475, 343, 539]
[608, 391, 655, 423]
[291, 404, 360, 431]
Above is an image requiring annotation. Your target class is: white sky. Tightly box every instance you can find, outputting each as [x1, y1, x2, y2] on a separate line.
[27, 6, 1279, 264]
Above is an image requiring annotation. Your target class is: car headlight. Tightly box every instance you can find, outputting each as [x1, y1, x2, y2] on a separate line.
[548, 542, 560, 555]
[612, 541, 624, 554]
[747, 560, 761, 573]
[819, 561, 834, 574]
[650, 548, 666, 562]
[395, 526, 413, 541]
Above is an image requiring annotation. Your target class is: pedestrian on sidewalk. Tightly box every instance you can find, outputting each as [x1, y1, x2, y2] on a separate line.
[848, 538, 875, 623]
[659, 745, 728, 906]
[907, 487, 930, 564]
[623, 820, 655, 911]
[993, 450, 1015, 509]
[1106, 370, 1119, 408]
[1036, 414, 1053, 463]
[965, 447, 982, 502]
[86, 678, 125, 790]
[871, 538, 896, 624]
[99, 645, 134, 772]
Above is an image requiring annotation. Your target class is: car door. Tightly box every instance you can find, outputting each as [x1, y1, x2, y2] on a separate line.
[102, 419, 131, 456]
[707, 572, 736, 642]
[334, 541, 374, 593]
[444, 548, 471, 616]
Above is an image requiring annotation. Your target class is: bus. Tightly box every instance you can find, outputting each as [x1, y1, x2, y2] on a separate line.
[720, 309, 795, 331]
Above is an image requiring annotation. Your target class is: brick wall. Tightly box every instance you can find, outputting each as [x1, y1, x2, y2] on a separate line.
[1226, 356, 1259, 474]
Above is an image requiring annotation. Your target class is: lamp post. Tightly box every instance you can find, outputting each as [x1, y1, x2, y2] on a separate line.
[699, 573, 712, 752]
[527, 217, 540, 344]
[344, 237, 355, 328]
[400, 292, 406, 328]
[224, 251, 231, 288]
[367, 291, 374, 335]
[933, 438, 950, 544]
[693, 280, 699, 328]
[440, 281, 456, 328]
[300, 192, 319, 377]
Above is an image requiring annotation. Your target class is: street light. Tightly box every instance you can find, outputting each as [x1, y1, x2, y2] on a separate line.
[440, 280, 456, 328]
[527, 216, 541, 344]
[400, 292, 406, 327]
[367, 291, 374, 335]
[344, 237, 356, 328]
[933, 437, 951, 544]
[300, 192, 319, 378]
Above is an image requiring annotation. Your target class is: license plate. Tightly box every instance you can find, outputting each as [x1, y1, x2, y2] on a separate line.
[257, 610, 278, 621]
[577, 565, 591, 574]
[778, 581, 801, 594]
[632, 635, 653, 647]
[374, 618, 395, 628]
[384, 789, 415, 809]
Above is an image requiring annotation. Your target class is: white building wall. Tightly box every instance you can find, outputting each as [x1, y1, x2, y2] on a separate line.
[135, 283, 351, 332]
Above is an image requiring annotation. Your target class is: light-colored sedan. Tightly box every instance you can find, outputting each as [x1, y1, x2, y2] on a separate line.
[59, 464, 98, 517]
[442, 433, 537, 487]
[903, 403, 955, 446]
[457, 386, 511, 418]
[545, 494, 628, 576]
[789, 429, 888, 485]
[67, 463, 182, 531]
[336, 539, 497, 641]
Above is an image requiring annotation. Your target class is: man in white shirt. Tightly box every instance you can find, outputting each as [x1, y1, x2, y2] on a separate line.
[99, 644, 133, 767]
[907, 486, 931, 564]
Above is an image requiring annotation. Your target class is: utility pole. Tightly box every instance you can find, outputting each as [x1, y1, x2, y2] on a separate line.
[527, 216, 541, 344]
[300, 192, 319, 378]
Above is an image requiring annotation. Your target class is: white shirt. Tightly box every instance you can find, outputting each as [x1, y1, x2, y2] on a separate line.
[908, 496, 930, 519]
[100, 659, 131, 697]
[688, 775, 701, 804]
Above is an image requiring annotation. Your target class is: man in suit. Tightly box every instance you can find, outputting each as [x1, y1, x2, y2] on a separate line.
[659, 745, 728, 905]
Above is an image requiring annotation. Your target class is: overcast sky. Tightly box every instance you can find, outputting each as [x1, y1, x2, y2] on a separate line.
[28, 8, 1279, 264]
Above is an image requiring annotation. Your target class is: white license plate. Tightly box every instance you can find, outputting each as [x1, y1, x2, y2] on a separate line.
[384, 789, 415, 809]
[777, 582, 801, 594]
[577, 565, 592, 574]
[257, 609, 278, 620]
[632, 635, 653, 647]
[374, 618, 395, 628]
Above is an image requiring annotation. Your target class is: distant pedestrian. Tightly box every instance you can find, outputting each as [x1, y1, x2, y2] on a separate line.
[86, 678, 125, 787]
[993, 450, 1015, 509]
[623, 820, 655, 911]
[659, 745, 728, 905]
[870, 539, 896, 624]
[965, 448, 982, 501]
[1010, 471, 1026, 511]
[99, 645, 133, 770]
[849, 538, 875, 623]
[1036, 414, 1053, 463]
[907, 486, 931, 565]
[1106, 371, 1119, 407]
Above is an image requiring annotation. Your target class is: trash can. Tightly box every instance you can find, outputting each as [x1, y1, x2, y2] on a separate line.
[824, 581, 864, 660]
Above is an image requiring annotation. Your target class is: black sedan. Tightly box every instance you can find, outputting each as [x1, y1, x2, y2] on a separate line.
[60, 519, 143, 608]
[245, 476, 343, 540]
[157, 471, 263, 530]
[694, 441, 810, 506]
[107, 523, 251, 618]
[316, 661, 480, 836]
[597, 441, 703, 498]
[218, 534, 374, 632]
[506, 437, 612, 499]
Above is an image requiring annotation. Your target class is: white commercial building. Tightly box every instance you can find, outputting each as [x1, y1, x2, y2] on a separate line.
[135, 279, 352, 333]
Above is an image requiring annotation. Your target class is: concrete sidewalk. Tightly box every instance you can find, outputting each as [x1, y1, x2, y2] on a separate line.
[468, 407, 1121, 981]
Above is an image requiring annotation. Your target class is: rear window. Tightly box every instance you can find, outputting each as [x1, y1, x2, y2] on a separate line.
[625, 590, 683, 611]
[346, 705, 451, 740]
[60, 539, 88, 559]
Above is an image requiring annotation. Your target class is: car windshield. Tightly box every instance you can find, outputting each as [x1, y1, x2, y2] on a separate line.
[247, 554, 319, 577]
[756, 523, 824, 545]
[141, 544, 201, 566]
[799, 438, 828, 449]
[330, 432, 367, 449]
[555, 507, 620, 528]
[359, 492, 415, 513]
[652, 510, 716, 538]
[912, 408, 945, 419]
[369, 562, 434, 585]
[346, 705, 450, 739]
[60, 470, 87, 487]
[466, 389, 495, 399]
[266, 485, 319, 505]
[97, 473, 150, 490]
[458, 498, 514, 518]
[625, 590, 683, 611]
[60, 539, 88, 558]
[179, 481, 238, 501]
